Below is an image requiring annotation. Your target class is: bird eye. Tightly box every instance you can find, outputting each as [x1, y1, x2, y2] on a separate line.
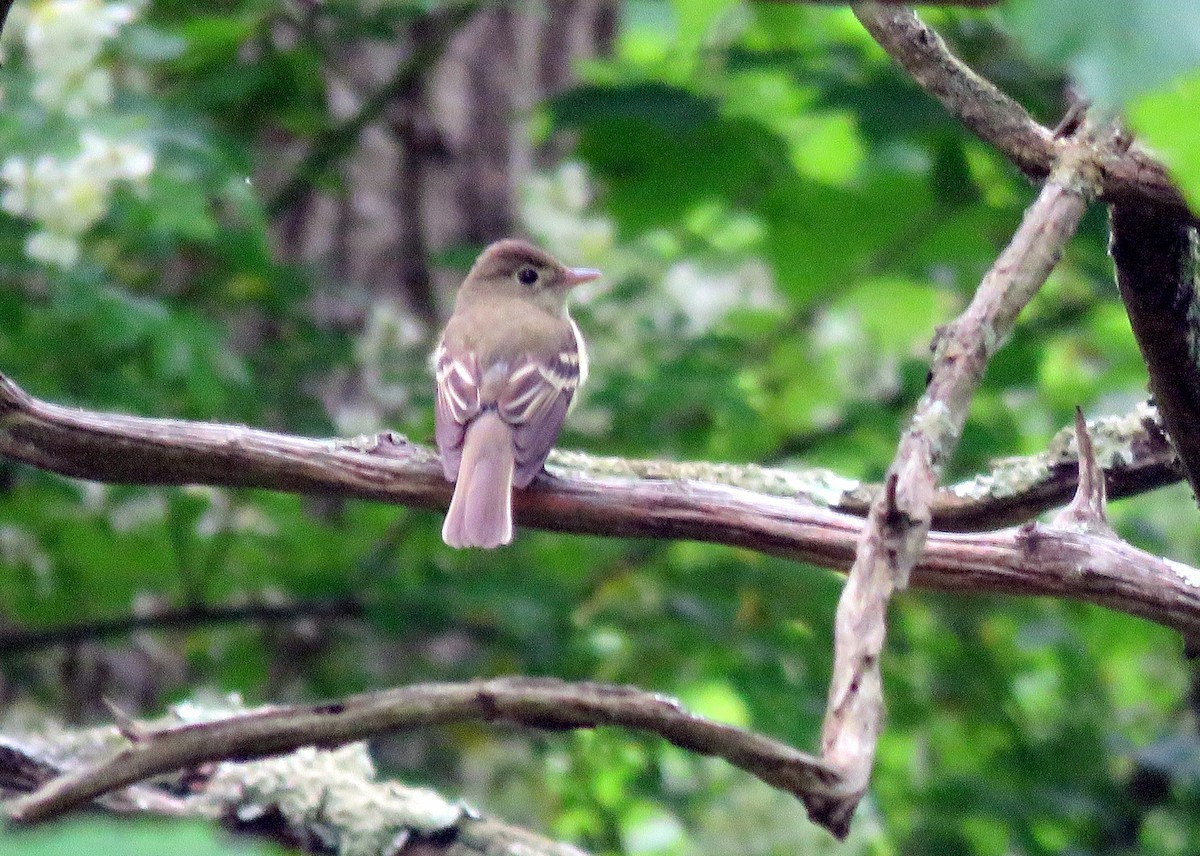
[517, 266, 539, 286]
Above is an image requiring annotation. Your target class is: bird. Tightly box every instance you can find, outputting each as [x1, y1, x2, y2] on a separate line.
[433, 239, 600, 548]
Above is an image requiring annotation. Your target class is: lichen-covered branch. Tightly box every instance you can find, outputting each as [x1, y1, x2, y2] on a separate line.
[799, 401, 1176, 530]
[4, 375, 1200, 844]
[811, 124, 1112, 836]
[1110, 203, 1200, 503]
[1, 372, 1197, 639]
[1, 730, 588, 856]
[6, 677, 839, 826]
[0, 372, 1178, 536]
[852, 4, 1194, 222]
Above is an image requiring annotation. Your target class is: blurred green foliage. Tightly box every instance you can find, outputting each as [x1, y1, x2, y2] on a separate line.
[6, 818, 276, 856]
[2, 1, 1200, 855]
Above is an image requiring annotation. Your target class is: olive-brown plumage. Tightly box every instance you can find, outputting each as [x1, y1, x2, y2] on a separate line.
[434, 239, 599, 548]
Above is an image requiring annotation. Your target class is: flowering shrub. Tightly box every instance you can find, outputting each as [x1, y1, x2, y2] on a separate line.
[0, 0, 154, 267]
[3, 131, 152, 266]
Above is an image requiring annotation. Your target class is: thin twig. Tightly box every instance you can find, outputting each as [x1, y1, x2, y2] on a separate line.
[1052, 408, 1114, 534]
[811, 123, 1111, 836]
[6, 676, 841, 825]
[921, 415, 1177, 529]
[852, 4, 1194, 222]
[0, 597, 363, 656]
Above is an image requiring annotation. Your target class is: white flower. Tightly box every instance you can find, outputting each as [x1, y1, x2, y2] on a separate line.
[74, 68, 114, 116]
[25, 230, 81, 267]
[24, 0, 139, 114]
[0, 0, 153, 268]
[112, 142, 154, 180]
[1, 189, 27, 216]
[1, 158, 30, 214]
[100, 2, 137, 33]
[662, 259, 779, 334]
[79, 132, 154, 182]
[1, 131, 156, 267]
[57, 174, 110, 232]
[1, 158, 28, 184]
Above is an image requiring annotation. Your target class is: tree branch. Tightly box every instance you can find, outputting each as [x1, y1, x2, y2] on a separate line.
[811, 122, 1112, 835]
[6, 677, 840, 826]
[577, 402, 1177, 532]
[1110, 202, 1200, 503]
[1, 372, 1198, 640]
[0, 597, 363, 657]
[852, 4, 1195, 222]
[0, 729, 589, 856]
[0, 371, 1178, 534]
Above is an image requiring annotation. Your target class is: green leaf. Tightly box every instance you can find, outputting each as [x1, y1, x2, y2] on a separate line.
[670, 0, 739, 51]
[5, 818, 273, 856]
[1003, 0, 1200, 106]
[561, 97, 796, 240]
[1127, 69, 1200, 211]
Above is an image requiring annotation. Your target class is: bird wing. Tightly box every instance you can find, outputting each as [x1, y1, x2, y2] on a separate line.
[433, 322, 583, 488]
[433, 344, 481, 481]
[502, 328, 583, 487]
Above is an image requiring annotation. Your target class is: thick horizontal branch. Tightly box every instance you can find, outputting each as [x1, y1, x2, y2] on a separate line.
[1, 373, 1198, 638]
[853, 5, 1196, 222]
[557, 402, 1179, 532]
[1110, 203, 1200, 503]
[0, 373, 1177, 533]
[0, 596, 363, 657]
[6, 677, 840, 826]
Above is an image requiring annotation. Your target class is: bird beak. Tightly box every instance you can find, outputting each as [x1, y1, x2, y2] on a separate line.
[564, 267, 602, 287]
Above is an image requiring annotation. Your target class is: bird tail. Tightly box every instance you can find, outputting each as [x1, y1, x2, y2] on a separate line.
[442, 411, 515, 549]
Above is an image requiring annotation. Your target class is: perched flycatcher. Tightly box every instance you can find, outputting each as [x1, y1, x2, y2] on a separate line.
[433, 239, 600, 548]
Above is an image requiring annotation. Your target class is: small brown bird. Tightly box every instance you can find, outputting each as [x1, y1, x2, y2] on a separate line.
[433, 239, 600, 548]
